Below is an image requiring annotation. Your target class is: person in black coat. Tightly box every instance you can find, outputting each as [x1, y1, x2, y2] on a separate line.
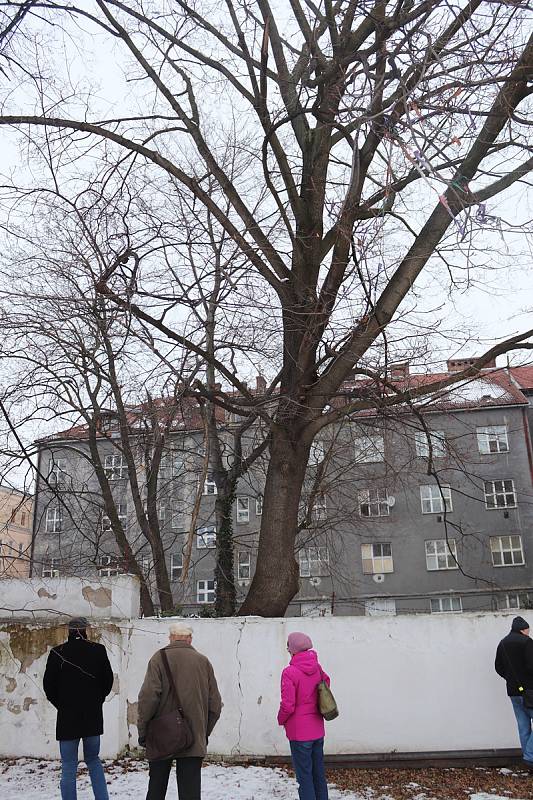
[495, 616, 533, 768]
[43, 617, 114, 800]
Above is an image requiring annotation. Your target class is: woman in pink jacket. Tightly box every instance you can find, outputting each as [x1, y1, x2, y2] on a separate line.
[277, 632, 330, 800]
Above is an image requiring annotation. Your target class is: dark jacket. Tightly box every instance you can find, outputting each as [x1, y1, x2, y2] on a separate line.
[495, 631, 533, 696]
[43, 632, 114, 740]
[137, 641, 222, 758]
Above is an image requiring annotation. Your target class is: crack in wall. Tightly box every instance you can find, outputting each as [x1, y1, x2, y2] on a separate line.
[232, 618, 246, 756]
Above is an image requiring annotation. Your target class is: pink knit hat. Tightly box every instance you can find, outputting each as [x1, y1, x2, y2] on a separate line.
[287, 632, 313, 655]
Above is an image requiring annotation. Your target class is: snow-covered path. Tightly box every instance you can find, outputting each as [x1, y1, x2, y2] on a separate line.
[0, 757, 361, 800]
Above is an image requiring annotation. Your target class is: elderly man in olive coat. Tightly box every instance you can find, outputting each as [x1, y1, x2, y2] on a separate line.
[138, 622, 222, 800]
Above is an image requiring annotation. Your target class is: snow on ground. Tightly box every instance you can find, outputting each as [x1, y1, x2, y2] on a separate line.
[0, 757, 362, 800]
[0, 758, 527, 800]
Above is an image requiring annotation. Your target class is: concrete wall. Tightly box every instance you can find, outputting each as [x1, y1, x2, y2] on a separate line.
[0, 576, 141, 621]
[0, 611, 524, 759]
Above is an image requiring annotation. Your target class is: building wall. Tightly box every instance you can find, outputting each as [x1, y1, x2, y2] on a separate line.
[0, 486, 33, 578]
[31, 402, 533, 616]
[0, 603, 525, 759]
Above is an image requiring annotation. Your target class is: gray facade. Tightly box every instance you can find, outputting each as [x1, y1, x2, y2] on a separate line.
[32, 370, 533, 617]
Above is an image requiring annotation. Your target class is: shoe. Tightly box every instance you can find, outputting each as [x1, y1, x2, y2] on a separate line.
[522, 760, 533, 772]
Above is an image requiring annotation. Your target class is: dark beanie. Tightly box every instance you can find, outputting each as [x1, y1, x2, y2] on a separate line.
[511, 616, 529, 632]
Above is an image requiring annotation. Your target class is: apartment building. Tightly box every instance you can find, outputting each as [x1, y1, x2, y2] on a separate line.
[31, 362, 533, 616]
[0, 486, 33, 578]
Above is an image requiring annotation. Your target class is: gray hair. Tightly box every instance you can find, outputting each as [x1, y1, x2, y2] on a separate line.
[169, 622, 193, 637]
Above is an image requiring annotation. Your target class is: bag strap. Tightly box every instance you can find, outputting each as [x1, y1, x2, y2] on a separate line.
[160, 649, 184, 711]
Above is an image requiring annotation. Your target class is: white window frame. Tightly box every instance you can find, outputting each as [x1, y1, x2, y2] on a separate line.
[157, 504, 166, 526]
[42, 558, 60, 578]
[477, 425, 509, 454]
[301, 602, 332, 618]
[312, 493, 327, 521]
[236, 497, 250, 524]
[170, 501, 183, 530]
[359, 488, 390, 517]
[197, 526, 216, 549]
[414, 430, 446, 459]
[299, 546, 330, 578]
[159, 449, 184, 480]
[503, 593, 521, 610]
[490, 535, 525, 567]
[170, 553, 183, 581]
[365, 598, 397, 616]
[45, 507, 62, 533]
[425, 539, 458, 571]
[430, 596, 463, 613]
[104, 453, 127, 480]
[98, 555, 120, 577]
[102, 503, 127, 532]
[48, 457, 67, 487]
[361, 542, 393, 574]
[255, 496, 263, 516]
[202, 475, 217, 495]
[354, 433, 385, 464]
[308, 441, 325, 466]
[197, 579, 215, 604]
[484, 479, 517, 509]
[420, 484, 452, 514]
[237, 551, 251, 581]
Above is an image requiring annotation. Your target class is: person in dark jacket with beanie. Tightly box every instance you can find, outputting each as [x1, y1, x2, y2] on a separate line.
[43, 617, 114, 800]
[495, 616, 533, 767]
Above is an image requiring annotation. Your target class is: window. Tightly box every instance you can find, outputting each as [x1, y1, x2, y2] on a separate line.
[197, 526, 216, 549]
[203, 475, 217, 495]
[98, 555, 120, 577]
[299, 547, 329, 577]
[237, 551, 251, 581]
[365, 599, 397, 616]
[197, 579, 215, 603]
[42, 558, 60, 578]
[430, 597, 462, 613]
[490, 535, 524, 566]
[170, 553, 183, 581]
[158, 504, 166, 525]
[361, 543, 393, 574]
[48, 457, 67, 487]
[104, 453, 127, 480]
[45, 507, 62, 533]
[477, 425, 509, 454]
[301, 602, 332, 618]
[20, 512, 27, 527]
[170, 501, 183, 530]
[102, 503, 127, 531]
[484, 480, 516, 509]
[420, 484, 452, 514]
[312, 493, 327, 521]
[359, 488, 389, 517]
[255, 496, 263, 516]
[308, 441, 325, 466]
[414, 430, 446, 458]
[159, 450, 183, 480]
[354, 433, 385, 463]
[237, 497, 250, 524]
[425, 539, 458, 571]
[503, 593, 521, 610]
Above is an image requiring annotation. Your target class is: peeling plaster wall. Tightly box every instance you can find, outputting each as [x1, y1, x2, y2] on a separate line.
[0, 576, 140, 621]
[0, 622, 126, 759]
[0, 611, 523, 759]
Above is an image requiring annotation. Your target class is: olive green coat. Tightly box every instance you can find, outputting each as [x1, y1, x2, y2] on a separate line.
[137, 641, 222, 757]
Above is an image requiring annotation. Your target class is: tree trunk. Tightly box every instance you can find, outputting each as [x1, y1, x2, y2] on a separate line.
[238, 430, 308, 617]
[214, 485, 237, 616]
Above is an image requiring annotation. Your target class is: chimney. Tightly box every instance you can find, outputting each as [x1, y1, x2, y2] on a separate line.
[447, 356, 496, 373]
[256, 374, 267, 393]
[390, 361, 409, 379]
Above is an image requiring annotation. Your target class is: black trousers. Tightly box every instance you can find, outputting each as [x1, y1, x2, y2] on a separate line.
[146, 756, 203, 800]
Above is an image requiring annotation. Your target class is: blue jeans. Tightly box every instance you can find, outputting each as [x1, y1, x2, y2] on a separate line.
[289, 738, 328, 800]
[510, 697, 533, 763]
[59, 736, 109, 800]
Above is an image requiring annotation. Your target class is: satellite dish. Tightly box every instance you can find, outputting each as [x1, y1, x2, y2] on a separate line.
[309, 577, 322, 587]
[373, 573, 385, 583]
[387, 496, 396, 507]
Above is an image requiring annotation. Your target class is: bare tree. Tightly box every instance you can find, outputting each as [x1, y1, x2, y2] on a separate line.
[0, 1, 531, 615]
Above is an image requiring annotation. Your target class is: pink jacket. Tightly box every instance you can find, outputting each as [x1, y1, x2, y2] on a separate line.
[277, 649, 330, 741]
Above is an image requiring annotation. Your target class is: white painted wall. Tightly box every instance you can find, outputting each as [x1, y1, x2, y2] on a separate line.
[0, 611, 524, 759]
[0, 576, 140, 621]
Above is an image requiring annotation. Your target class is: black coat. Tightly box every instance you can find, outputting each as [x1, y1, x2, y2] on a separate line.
[43, 633, 114, 740]
[495, 631, 533, 697]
